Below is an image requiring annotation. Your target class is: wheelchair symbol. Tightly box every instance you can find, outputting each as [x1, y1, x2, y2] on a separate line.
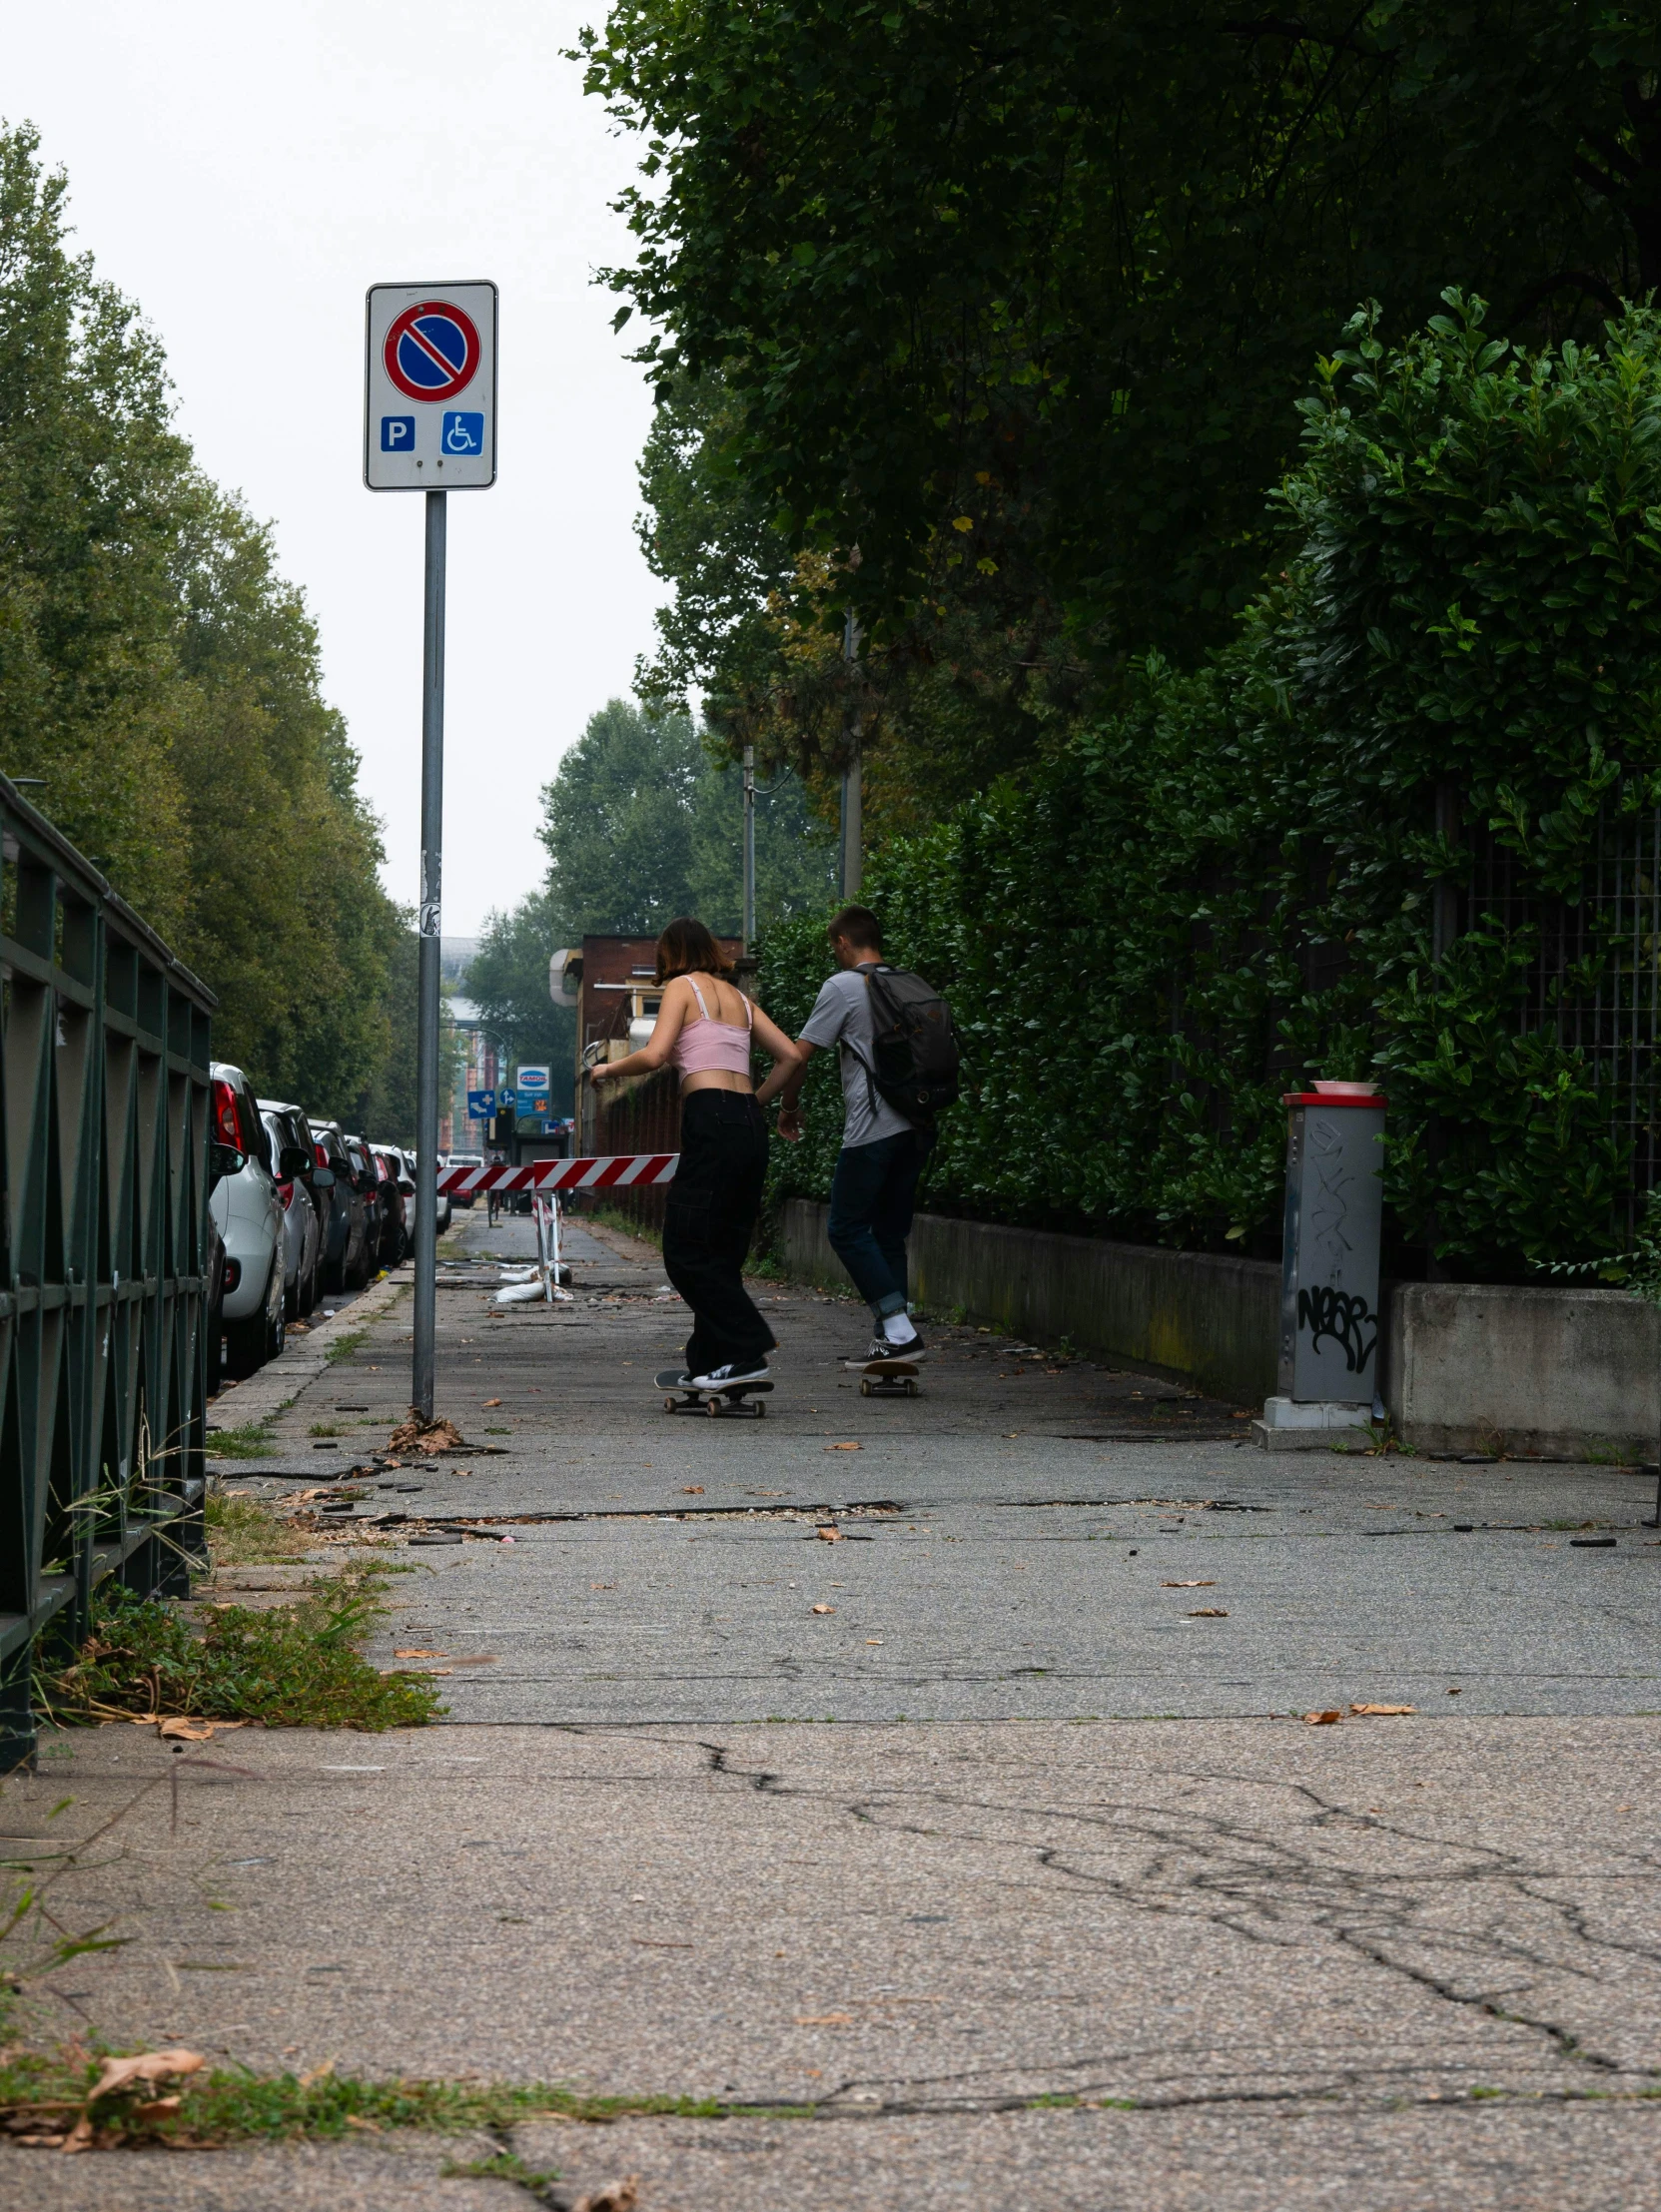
[441, 410, 484, 455]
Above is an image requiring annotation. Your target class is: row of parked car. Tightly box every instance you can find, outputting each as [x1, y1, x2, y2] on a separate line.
[205, 1059, 450, 1388]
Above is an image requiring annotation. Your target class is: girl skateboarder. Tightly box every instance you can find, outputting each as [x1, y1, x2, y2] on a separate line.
[591, 918, 801, 1387]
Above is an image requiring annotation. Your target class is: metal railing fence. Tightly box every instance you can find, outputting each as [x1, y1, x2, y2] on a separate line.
[0, 777, 216, 1771]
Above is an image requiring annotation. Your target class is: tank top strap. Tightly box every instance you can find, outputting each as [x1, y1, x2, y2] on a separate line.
[687, 976, 709, 1019]
[744, 991, 753, 1032]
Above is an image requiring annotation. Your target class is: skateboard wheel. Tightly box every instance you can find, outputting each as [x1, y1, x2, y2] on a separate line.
[663, 1396, 676, 1412]
[755, 1400, 766, 1417]
[706, 1395, 720, 1417]
[905, 1379, 918, 1395]
[860, 1377, 873, 1396]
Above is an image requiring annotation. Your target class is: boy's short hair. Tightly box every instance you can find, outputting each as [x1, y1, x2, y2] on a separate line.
[828, 904, 883, 952]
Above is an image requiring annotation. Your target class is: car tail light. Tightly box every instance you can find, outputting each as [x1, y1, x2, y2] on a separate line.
[212, 1078, 243, 1151]
[223, 1257, 242, 1293]
[279, 1179, 296, 1208]
[315, 1140, 330, 1170]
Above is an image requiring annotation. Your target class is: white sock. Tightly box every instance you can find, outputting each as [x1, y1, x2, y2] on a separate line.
[883, 1312, 918, 1346]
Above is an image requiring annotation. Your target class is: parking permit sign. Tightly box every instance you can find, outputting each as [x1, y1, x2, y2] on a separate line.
[365, 282, 496, 489]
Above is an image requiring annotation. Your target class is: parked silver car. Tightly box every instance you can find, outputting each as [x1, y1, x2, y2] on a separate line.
[209, 1062, 288, 1378]
[260, 1101, 324, 1319]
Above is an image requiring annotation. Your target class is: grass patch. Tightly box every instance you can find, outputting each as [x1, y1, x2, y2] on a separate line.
[37, 1572, 442, 1732]
[204, 1488, 318, 1568]
[440, 2148, 564, 2192]
[308, 1422, 345, 1437]
[205, 1422, 276, 1461]
[325, 1329, 369, 1367]
[0, 2049, 817, 2147]
[582, 1202, 663, 1251]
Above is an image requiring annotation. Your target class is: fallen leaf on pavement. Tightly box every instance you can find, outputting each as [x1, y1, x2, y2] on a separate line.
[824, 1441, 861, 1451]
[682, 1486, 704, 1495]
[811, 1604, 835, 1615]
[572, 2179, 638, 2212]
[87, 2050, 205, 2103]
[1350, 1702, 1417, 1716]
[865, 1638, 884, 1646]
[1162, 1580, 1216, 1588]
[158, 1718, 244, 1742]
[395, 1649, 447, 1659]
[442, 1654, 498, 1667]
[1188, 1608, 1229, 1618]
[816, 1527, 844, 1542]
[482, 1398, 502, 1407]
[130, 2097, 181, 2120]
[1303, 1710, 1344, 1726]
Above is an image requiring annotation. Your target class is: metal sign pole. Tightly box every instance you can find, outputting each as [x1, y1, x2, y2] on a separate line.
[840, 608, 862, 897]
[413, 485, 447, 1420]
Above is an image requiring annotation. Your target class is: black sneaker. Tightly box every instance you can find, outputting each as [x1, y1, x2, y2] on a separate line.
[689, 1361, 770, 1387]
[867, 1332, 926, 1361]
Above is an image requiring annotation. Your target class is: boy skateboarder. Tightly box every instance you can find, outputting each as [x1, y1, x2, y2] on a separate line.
[757, 905, 932, 1363]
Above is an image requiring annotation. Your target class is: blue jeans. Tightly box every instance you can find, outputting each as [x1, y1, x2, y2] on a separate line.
[827, 1130, 932, 1320]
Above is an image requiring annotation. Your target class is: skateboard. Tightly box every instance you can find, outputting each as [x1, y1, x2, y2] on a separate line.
[654, 1368, 774, 1418]
[844, 1356, 921, 1398]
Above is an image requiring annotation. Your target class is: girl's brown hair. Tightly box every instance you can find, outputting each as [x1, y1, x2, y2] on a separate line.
[655, 916, 734, 986]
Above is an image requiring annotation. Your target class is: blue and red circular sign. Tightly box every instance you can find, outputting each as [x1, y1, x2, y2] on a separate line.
[384, 301, 480, 402]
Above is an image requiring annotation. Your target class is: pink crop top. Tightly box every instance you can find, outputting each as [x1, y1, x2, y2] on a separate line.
[672, 975, 754, 1077]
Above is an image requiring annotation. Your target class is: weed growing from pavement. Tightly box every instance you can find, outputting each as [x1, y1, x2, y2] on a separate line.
[325, 1329, 369, 1367]
[0, 2049, 821, 2147]
[205, 1421, 276, 1460]
[440, 2148, 565, 2191]
[204, 1488, 319, 1567]
[37, 1572, 443, 1732]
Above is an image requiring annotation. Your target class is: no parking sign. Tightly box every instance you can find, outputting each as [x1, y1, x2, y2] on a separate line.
[364, 281, 497, 489]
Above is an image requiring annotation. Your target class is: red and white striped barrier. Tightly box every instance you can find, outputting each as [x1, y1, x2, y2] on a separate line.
[436, 1152, 677, 1197]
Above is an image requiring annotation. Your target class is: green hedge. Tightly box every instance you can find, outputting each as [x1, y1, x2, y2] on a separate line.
[759, 298, 1661, 1277]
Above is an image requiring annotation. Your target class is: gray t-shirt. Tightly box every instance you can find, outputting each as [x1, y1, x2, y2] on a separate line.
[799, 968, 914, 1149]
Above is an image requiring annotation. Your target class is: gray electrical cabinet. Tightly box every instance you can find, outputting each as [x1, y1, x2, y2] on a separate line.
[1275, 1088, 1386, 1408]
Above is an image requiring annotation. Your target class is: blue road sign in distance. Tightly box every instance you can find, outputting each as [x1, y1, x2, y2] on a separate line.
[466, 1089, 495, 1118]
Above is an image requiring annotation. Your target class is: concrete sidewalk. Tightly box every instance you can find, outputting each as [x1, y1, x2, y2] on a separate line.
[7, 1210, 1660, 2209]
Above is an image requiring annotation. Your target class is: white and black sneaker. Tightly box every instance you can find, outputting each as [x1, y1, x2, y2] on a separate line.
[863, 1333, 926, 1362]
[689, 1361, 770, 1388]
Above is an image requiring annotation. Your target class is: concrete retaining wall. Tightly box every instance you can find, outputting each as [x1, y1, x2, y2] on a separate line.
[780, 1199, 1660, 1457]
[1382, 1281, 1659, 1461]
[779, 1199, 1278, 1405]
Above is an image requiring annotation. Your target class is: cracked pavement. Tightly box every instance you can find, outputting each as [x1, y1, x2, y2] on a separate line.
[8, 1211, 1661, 2208]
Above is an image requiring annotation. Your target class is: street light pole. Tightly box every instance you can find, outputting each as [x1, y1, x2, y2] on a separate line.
[840, 606, 862, 897]
[741, 744, 756, 953]
[413, 485, 446, 1422]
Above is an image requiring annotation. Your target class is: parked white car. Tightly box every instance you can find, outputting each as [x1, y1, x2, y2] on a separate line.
[209, 1061, 287, 1378]
[261, 1101, 324, 1319]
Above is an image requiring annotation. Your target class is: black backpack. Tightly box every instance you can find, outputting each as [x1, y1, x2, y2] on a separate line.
[844, 962, 961, 1124]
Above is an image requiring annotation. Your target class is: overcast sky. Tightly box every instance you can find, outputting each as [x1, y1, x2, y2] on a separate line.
[3, 0, 663, 934]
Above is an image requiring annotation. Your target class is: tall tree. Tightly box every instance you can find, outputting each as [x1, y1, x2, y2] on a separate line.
[0, 122, 405, 1120]
[585, 1, 1661, 667]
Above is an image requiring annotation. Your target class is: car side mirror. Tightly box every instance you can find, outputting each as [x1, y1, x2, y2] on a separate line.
[311, 1166, 336, 1189]
[209, 1142, 246, 1183]
[398, 1177, 415, 1195]
[279, 1144, 312, 1179]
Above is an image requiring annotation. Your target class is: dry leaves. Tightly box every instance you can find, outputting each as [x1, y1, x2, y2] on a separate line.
[823, 1441, 861, 1452]
[482, 1398, 502, 1407]
[682, 1486, 705, 1495]
[810, 1604, 835, 1615]
[388, 1412, 464, 1454]
[816, 1527, 844, 1543]
[124, 1715, 244, 1742]
[573, 2180, 638, 2212]
[87, 2050, 206, 2103]
[395, 1648, 446, 1659]
[1188, 1608, 1229, 1618]
[6, 2049, 208, 2150]
[1303, 1710, 1344, 1726]
[1351, 1702, 1417, 1717]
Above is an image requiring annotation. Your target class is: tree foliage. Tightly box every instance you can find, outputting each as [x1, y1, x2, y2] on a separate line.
[589, 0, 1661, 829]
[0, 123, 403, 1119]
[762, 298, 1661, 1278]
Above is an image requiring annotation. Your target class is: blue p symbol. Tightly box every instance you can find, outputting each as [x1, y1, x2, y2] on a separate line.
[381, 415, 415, 451]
